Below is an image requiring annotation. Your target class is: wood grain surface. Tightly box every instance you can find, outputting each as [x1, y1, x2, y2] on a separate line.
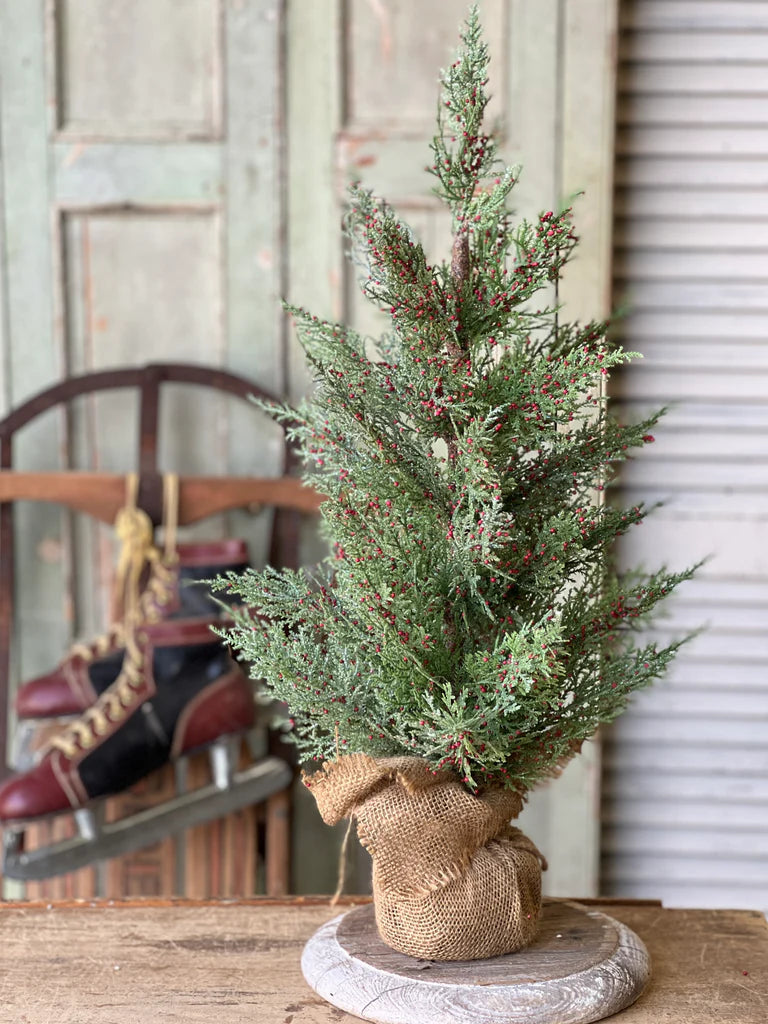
[0, 471, 323, 524]
[303, 900, 650, 1023]
[338, 899, 620, 982]
[0, 898, 764, 1023]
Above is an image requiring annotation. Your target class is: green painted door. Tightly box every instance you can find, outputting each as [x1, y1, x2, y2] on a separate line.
[0, 0, 285, 707]
[286, 0, 618, 896]
[1, 0, 617, 898]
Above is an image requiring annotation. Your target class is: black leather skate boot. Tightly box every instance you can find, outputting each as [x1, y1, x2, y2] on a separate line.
[0, 617, 255, 822]
[14, 539, 250, 722]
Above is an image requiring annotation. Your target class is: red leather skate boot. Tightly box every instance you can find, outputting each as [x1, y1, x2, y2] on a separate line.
[0, 618, 255, 824]
[0, 617, 292, 881]
[14, 538, 250, 723]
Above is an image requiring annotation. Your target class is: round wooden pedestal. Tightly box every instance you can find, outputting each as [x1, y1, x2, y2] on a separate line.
[301, 898, 650, 1024]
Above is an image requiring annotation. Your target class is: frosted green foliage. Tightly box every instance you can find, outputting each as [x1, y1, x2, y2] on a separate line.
[214, 8, 696, 793]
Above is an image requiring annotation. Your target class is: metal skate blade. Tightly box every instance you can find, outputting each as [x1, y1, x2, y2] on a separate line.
[174, 757, 189, 794]
[2, 827, 24, 857]
[74, 808, 102, 841]
[209, 736, 239, 790]
[2, 756, 293, 881]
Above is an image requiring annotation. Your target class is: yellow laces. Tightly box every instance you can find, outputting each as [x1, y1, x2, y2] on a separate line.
[50, 630, 146, 757]
[67, 474, 180, 662]
[49, 475, 180, 757]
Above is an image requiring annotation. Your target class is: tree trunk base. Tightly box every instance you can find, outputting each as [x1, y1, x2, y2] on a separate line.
[301, 898, 650, 1024]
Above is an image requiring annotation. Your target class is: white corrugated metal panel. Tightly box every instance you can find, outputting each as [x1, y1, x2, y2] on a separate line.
[603, 0, 768, 912]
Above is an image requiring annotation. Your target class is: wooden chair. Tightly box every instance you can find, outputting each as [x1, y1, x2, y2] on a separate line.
[0, 363, 321, 897]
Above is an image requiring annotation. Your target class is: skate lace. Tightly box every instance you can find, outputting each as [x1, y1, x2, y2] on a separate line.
[67, 474, 179, 663]
[68, 624, 126, 663]
[49, 631, 146, 757]
[49, 475, 180, 758]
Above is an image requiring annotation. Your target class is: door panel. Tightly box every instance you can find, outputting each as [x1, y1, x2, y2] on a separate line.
[605, 0, 768, 912]
[287, 0, 618, 897]
[0, 0, 285, 898]
[53, 0, 222, 140]
[1, 0, 618, 899]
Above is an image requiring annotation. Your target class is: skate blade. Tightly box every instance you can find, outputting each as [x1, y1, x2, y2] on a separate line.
[2, 756, 292, 881]
[209, 735, 240, 790]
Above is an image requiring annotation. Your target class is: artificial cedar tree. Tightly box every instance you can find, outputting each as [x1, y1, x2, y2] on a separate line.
[217, 8, 695, 794]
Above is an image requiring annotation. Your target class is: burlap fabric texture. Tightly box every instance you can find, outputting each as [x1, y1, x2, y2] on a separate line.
[306, 754, 547, 961]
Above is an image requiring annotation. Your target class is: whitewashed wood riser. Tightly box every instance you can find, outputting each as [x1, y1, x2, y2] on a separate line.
[302, 899, 650, 1024]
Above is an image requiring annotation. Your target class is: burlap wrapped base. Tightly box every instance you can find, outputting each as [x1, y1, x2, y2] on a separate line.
[306, 754, 547, 961]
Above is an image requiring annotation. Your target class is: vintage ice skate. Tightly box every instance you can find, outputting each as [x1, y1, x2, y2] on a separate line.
[11, 474, 250, 769]
[1, 473, 290, 879]
[0, 364, 322, 892]
[0, 615, 290, 880]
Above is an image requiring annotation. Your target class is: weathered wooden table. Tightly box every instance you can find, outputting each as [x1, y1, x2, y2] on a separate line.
[0, 896, 764, 1023]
